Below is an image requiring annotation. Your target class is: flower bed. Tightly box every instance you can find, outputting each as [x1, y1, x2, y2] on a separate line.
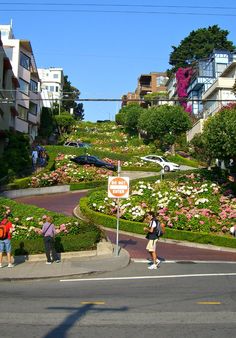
[0, 198, 101, 254]
[29, 154, 116, 188]
[87, 171, 236, 236]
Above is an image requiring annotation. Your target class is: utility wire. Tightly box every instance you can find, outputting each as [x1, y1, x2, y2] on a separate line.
[0, 3, 236, 10]
[1, 9, 236, 16]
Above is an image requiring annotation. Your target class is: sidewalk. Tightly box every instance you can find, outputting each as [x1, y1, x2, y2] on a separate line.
[0, 245, 130, 281]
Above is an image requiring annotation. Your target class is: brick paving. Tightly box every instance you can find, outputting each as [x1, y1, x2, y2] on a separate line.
[15, 192, 236, 262]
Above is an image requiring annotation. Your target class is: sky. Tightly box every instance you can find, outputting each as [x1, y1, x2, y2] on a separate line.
[1, 1, 236, 121]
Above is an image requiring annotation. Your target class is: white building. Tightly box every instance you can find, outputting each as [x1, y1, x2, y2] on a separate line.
[38, 67, 64, 110]
[187, 61, 236, 142]
[202, 61, 236, 119]
[0, 22, 42, 142]
[0, 32, 19, 154]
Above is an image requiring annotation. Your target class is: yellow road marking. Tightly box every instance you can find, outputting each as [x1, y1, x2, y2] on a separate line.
[197, 301, 221, 305]
[80, 301, 105, 305]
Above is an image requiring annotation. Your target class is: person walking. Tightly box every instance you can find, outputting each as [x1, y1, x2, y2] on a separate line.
[143, 212, 161, 270]
[41, 216, 60, 264]
[0, 208, 14, 268]
[32, 147, 38, 171]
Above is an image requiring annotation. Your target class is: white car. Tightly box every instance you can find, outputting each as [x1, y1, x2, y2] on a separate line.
[140, 155, 180, 172]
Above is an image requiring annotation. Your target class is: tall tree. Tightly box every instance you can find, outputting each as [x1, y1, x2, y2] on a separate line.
[38, 107, 55, 139]
[62, 75, 84, 120]
[169, 25, 235, 74]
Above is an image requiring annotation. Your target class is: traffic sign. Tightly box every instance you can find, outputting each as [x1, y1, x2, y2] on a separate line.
[108, 176, 129, 198]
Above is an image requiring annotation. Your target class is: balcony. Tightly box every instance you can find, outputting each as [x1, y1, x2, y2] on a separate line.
[202, 78, 235, 99]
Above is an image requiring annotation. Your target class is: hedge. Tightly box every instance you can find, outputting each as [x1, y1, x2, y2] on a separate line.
[11, 232, 100, 256]
[79, 196, 236, 249]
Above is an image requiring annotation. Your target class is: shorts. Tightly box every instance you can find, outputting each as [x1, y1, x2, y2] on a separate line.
[146, 239, 158, 252]
[0, 239, 11, 253]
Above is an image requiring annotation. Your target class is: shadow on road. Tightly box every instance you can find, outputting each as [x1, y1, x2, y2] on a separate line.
[44, 304, 128, 338]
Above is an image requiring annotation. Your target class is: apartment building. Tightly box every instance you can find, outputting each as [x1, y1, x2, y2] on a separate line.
[0, 32, 19, 154]
[202, 61, 236, 118]
[185, 51, 236, 142]
[186, 50, 236, 117]
[122, 71, 168, 107]
[38, 67, 64, 109]
[0, 23, 42, 143]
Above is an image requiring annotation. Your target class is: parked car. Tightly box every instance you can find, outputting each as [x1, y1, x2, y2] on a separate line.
[140, 155, 180, 172]
[64, 141, 91, 148]
[70, 155, 117, 171]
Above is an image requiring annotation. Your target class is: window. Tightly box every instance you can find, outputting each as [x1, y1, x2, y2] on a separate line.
[18, 105, 28, 120]
[49, 86, 54, 92]
[29, 101, 37, 115]
[3, 46, 13, 60]
[30, 79, 38, 93]
[1, 30, 7, 36]
[20, 52, 30, 70]
[157, 76, 168, 86]
[53, 73, 59, 79]
[19, 78, 29, 95]
[216, 63, 227, 77]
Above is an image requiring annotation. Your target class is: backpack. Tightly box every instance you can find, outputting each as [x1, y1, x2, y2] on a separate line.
[154, 220, 164, 238]
[0, 219, 9, 240]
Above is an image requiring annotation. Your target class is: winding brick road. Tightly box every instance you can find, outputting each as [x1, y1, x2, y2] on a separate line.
[15, 191, 236, 262]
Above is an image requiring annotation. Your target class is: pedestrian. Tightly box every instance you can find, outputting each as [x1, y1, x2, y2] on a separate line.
[143, 211, 161, 270]
[0, 208, 14, 268]
[41, 216, 60, 264]
[32, 147, 38, 170]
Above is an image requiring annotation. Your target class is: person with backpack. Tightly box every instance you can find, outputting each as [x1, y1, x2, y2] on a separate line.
[41, 216, 60, 264]
[0, 208, 14, 268]
[143, 211, 163, 270]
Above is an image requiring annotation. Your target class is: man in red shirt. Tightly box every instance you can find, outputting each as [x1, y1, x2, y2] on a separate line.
[0, 209, 14, 268]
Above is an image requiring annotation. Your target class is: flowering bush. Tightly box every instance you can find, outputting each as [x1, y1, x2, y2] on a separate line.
[30, 154, 115, 187]
[0, 204, 77, 240]
[88, 172, 236, 235]
[176, 67, 193, 113]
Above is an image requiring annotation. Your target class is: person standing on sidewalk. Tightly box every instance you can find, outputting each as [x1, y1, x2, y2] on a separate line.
[0, 208, 14, 268]
[143, 212, 161, 270]
[41, 216, 60, 264]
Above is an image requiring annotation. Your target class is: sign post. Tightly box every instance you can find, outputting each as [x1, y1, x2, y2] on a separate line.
[108, 161, 129, 256]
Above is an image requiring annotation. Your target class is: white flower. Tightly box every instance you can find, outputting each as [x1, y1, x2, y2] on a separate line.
[195, 198, 209, 205]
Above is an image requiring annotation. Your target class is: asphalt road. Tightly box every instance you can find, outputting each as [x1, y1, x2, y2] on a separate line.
[0, 262, 236, 338]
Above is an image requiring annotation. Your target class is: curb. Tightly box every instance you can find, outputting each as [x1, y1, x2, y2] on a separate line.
[0, 247, 131, 281]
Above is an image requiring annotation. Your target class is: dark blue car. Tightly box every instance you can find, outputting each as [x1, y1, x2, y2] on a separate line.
[70, 155, 117, 171]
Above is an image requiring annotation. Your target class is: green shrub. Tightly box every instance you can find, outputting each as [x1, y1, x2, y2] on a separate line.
[12, 231, 100, 256]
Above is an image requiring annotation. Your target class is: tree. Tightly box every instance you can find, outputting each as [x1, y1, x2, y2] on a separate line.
[169, 25, 235, 74]
[61, 75, 84, 121]
[54, 113, 75, 135]
[202, 105, 236, 164]
[189, 133, 211, 164]
[138, 105, 192, 154]
[115, 103, 144, 135]
[38, 107, 55, 139]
